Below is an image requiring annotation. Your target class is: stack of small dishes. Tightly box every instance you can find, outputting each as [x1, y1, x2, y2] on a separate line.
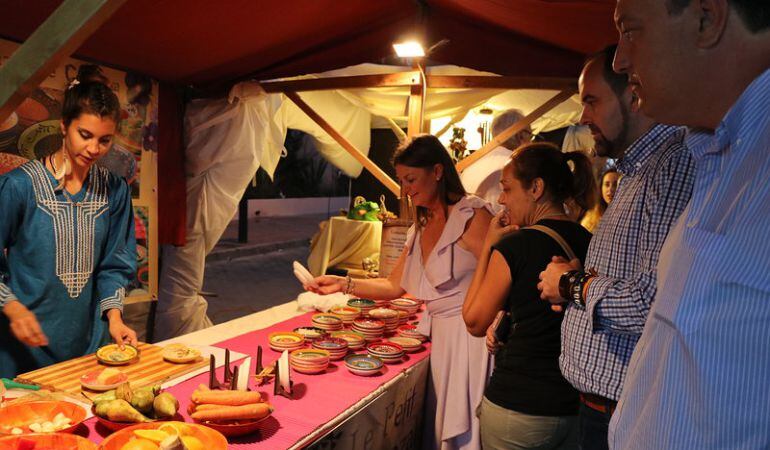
[311, 313, 344, 332]
[268, 332, 306, 352]
[366, 342, 405, 364]
[372, 299, 390, 308]
[396, 309, 409, 325]
[352, 318, 385, 341]
[289, 349, 331, 374]
[312, 337, 349, 361]
[390, 298, 421, 316]
[369, 308, 400, 333]
[329, 306, 361, 326]
[330, 331, 367, 350]
[344, 354, 384, 377]
[347, 298, 376, 316]
[388, 336, 423, 353]
[397, 324, 428, 343]
[293, 326, 327, 342]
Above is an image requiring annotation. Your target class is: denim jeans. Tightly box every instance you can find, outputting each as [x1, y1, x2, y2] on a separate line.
[578, 403, 612, 450]
[478, 396, 578, 450]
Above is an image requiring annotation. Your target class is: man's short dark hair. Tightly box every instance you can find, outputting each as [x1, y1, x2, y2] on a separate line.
[584, 44, 629, 99]
[666, 0, 770, 33]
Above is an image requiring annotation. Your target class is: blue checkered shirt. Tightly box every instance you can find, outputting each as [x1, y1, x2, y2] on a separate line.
[560, 124, 696, 400]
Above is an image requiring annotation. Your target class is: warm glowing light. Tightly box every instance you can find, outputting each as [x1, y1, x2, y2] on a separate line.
[393, 41, 425, 58]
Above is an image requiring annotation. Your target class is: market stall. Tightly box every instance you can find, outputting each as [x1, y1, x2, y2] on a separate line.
[2, 299, 431, 449]
[0, 2, 621, 448]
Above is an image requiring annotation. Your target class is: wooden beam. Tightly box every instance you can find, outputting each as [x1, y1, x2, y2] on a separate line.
[0, 0, 127, 124]
[407, 64, 426, 137]
[284, 91, 400, 196]
[427, 75, 576, 91]
[260, 71, 421, 93]
[456, 89, 576, 172]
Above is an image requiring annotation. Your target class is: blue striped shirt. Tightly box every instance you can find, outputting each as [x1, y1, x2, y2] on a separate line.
[560, 124, 695, 400]
[609, 69, 770, 449]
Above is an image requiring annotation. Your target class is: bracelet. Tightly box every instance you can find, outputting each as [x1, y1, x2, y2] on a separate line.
[344, 275, 355, 295]
[570, 271, 594, 307]
[559, 270, 581, 300]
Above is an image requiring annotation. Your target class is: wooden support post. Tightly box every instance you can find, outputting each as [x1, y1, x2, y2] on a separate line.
[0, 0, 127, 124]
[456, 89, 576, 172]
[284, 91, 400, 196]
[238, 194, 248, 243]
[407, 63, 426, 138]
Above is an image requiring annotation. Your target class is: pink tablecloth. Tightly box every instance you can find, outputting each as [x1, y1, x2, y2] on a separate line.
[80, 311, 431, 448]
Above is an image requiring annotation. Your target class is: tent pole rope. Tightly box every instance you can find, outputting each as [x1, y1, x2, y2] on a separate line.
[455, 88, 576, 173]
[284, 91, 400, 196]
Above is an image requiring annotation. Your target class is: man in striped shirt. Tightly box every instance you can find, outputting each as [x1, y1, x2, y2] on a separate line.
[608, 0, 770, 448]
[537, 45, 695, 450]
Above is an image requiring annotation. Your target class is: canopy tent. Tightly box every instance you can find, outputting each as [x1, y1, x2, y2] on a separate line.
[0, 0, 618, 85]
[0, 0, 618, 336]
[0, 0, 618, 244]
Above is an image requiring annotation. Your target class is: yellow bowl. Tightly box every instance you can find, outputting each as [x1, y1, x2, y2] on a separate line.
[98, 421, 227, 450]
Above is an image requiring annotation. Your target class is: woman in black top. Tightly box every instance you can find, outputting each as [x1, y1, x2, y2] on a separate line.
[462, 143, 595, 450]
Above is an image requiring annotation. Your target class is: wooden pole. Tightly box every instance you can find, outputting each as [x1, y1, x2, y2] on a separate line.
[456, 89, 576, 172]
[407, 63, 426, 137]
[260, 71, 420, 93]
[0, 0, 127, 124]
[259, 73, 576, 94]
[284, 91, 400, 196]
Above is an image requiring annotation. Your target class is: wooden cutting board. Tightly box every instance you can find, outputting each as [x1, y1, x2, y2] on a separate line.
[17, 342, 207, 400]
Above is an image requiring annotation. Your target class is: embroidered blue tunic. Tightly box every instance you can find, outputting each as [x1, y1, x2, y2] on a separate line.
[0, 160, 136, 377]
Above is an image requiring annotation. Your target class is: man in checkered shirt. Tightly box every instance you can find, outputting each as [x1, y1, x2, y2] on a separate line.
[536, 45, 696, 450]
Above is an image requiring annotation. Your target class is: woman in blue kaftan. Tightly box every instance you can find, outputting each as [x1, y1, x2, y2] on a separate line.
[0, 76, 137, 378]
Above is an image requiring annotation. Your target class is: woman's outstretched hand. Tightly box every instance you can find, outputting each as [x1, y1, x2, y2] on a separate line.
[3, 301, 48, 347]
[305, 275, 346, 295]
[107, 309, 137, 348]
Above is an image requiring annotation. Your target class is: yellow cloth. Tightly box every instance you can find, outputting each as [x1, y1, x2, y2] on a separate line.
[308, 216, 382, 276]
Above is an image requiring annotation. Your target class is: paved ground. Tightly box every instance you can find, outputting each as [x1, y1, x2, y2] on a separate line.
[204, 213, 329, 324]
[126, 213, 333, 340]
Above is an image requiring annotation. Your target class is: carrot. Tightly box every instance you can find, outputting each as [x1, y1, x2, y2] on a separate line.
[191, 389, 262, 406]
[192, 403, 232, 411]
[191, 403, 272, 422]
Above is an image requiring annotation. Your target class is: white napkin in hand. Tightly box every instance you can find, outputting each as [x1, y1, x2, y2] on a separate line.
[297, 291, 351, 312]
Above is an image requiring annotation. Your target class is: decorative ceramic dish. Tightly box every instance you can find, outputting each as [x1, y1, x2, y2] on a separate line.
[80, 368, 128, 391]
[95, 344, 139, 366]
[162, 343, 202, 363]
[344, 354, 384, 376]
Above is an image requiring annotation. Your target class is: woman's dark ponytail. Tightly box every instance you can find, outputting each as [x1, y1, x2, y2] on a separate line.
[508, 143, 596, 213]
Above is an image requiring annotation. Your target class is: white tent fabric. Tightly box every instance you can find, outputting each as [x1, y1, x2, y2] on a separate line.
[155, 83, 286, 340]
[154, 64, 584, 339]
